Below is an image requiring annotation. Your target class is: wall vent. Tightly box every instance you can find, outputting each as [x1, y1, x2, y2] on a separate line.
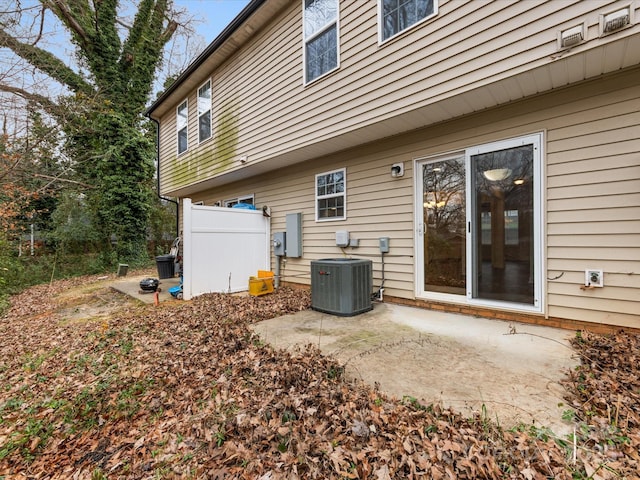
[559, 25, 584, 48]
[311, 258, 372, 316]
[601, 7, 631, 34]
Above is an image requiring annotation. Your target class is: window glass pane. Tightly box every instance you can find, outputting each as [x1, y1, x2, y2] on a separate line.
[318, 197, 343, 218]
[177, 102, 187, 130]
[199, 110, 211, 142]
[505, 210, 519, 245]
[382, 0, 434, 41]
[306, 24, 338, 82]
[422, 158, 466, 295]
[471, 144, 534, 305]
[305, 0, 337, 38]
[316, 169, 345, 220]
[178, 127, 187, 154]
[197, 82, 210, 116]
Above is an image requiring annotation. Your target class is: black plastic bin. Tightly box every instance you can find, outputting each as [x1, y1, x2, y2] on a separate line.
[155, 254, 175, 279]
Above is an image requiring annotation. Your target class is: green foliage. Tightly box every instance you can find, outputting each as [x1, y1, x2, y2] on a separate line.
[0, 236, 21, 314]
[49, 191, 102, 254]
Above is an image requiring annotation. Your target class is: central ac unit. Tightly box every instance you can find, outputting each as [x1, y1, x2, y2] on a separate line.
[311, 258, 373, 316]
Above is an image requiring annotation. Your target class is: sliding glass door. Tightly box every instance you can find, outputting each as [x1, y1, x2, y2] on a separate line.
[416, 134, 542, 311]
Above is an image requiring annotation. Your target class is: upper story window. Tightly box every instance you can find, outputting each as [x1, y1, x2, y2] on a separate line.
[316, 168, 345, 221]
[198, 80, 211, 143]
[304, 0, 339, 83]
[224, 194, 254, 208]
[176, 100, 188, 154]
[380, 0, 437, 42]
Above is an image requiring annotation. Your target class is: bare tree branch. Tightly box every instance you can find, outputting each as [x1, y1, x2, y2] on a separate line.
[31, 4, 46, 46]
[0, 83, 60, 116]
[33, 173, 95, 189]
[0, 26, 91, 94]
[43, 0, 91, 47]
[0, 83, 60, 118]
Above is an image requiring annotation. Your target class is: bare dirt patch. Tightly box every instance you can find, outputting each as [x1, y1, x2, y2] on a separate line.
[56, 286, 137, 324]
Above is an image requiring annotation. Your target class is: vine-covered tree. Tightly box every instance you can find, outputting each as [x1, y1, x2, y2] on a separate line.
[0, 0, 182, 265]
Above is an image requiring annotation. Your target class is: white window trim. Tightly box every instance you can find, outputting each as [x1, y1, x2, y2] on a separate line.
[197, 79, 212, 144]
[176, 99, 188, 155]
[315, 167, 346, 222]
[302, 0, 340, 85]
[223, 194, 255, 208]
[378, 0, 439, 44]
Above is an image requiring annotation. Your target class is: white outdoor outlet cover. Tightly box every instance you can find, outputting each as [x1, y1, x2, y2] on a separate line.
[585, 269, 604, 287]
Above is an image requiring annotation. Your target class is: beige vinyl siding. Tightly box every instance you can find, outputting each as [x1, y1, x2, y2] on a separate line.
[157, 0, 640, 194]
[188, 69, 639, 328]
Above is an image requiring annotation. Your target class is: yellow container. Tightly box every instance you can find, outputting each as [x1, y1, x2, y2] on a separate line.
[257, 270, 274, 278]
[249, 276, 274, 296]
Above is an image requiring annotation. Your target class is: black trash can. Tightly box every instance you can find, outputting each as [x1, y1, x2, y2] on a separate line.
[155, 254, 175, 279]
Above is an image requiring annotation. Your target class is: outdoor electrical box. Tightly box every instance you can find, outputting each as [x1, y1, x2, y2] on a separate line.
[273, 232, 286, 257]
[285, 213, 302, 257]
[336, 230, 350, 247]
[379, 237, 390, 253]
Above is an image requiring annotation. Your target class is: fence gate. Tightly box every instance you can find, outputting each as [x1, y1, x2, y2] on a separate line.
[182, 198, 271, 300]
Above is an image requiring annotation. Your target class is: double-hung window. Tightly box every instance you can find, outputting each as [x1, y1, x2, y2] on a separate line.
[380, 0, 437, 42]
[198, 80, 212, 143]
[304, 0, 339, 83]
[316, 168, 345, 221]
[176, 100, 188, 154]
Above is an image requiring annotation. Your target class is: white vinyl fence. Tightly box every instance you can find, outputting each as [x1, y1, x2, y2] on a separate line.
[182, 198, 271, 300]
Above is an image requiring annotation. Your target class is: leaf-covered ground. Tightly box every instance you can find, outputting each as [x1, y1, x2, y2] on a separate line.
[0, 276, 638, 479]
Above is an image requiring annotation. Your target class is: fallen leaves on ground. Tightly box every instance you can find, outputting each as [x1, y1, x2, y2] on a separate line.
[563, 330, 640, 479]
[0, 276, 638, 479]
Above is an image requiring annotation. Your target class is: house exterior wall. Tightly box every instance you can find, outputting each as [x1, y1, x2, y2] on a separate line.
[156, 0, 640, 196]
[187, 69, 640, 329]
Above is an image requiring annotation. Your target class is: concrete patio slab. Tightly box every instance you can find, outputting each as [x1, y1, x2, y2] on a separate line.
[111, 274, 181, 304]
[253, 302, 579, 435]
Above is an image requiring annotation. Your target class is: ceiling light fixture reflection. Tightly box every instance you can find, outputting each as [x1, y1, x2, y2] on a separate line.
[514, 179, 525, 185]
[483, 168, 512, 181]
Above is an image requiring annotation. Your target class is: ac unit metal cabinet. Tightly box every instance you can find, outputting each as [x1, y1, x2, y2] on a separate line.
[311, 258, 373, 316]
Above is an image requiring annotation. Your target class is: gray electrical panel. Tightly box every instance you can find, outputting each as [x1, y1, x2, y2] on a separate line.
[286, 213, 302, 258]
[311, 258, 372, 316]
[273, 232, 286, 257]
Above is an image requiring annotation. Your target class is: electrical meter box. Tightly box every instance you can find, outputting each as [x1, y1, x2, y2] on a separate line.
[273, 232, 286, 256]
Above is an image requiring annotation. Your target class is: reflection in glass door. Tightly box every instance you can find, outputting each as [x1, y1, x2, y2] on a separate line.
[421, 157, 466, 295]
[417, 134, 542, 311]
[470, 144, 535, 305]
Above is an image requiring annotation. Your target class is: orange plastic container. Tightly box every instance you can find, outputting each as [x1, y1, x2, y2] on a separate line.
[257, 270, 274, 278]
[249, 276, 274, 296]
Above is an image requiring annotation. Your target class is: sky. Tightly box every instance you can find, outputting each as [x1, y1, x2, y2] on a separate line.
[177, 0, 252, 44]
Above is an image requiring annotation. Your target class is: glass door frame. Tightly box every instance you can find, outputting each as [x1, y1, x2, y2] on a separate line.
[414, 151, 468, 305]
[414, 133, 545, 313]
